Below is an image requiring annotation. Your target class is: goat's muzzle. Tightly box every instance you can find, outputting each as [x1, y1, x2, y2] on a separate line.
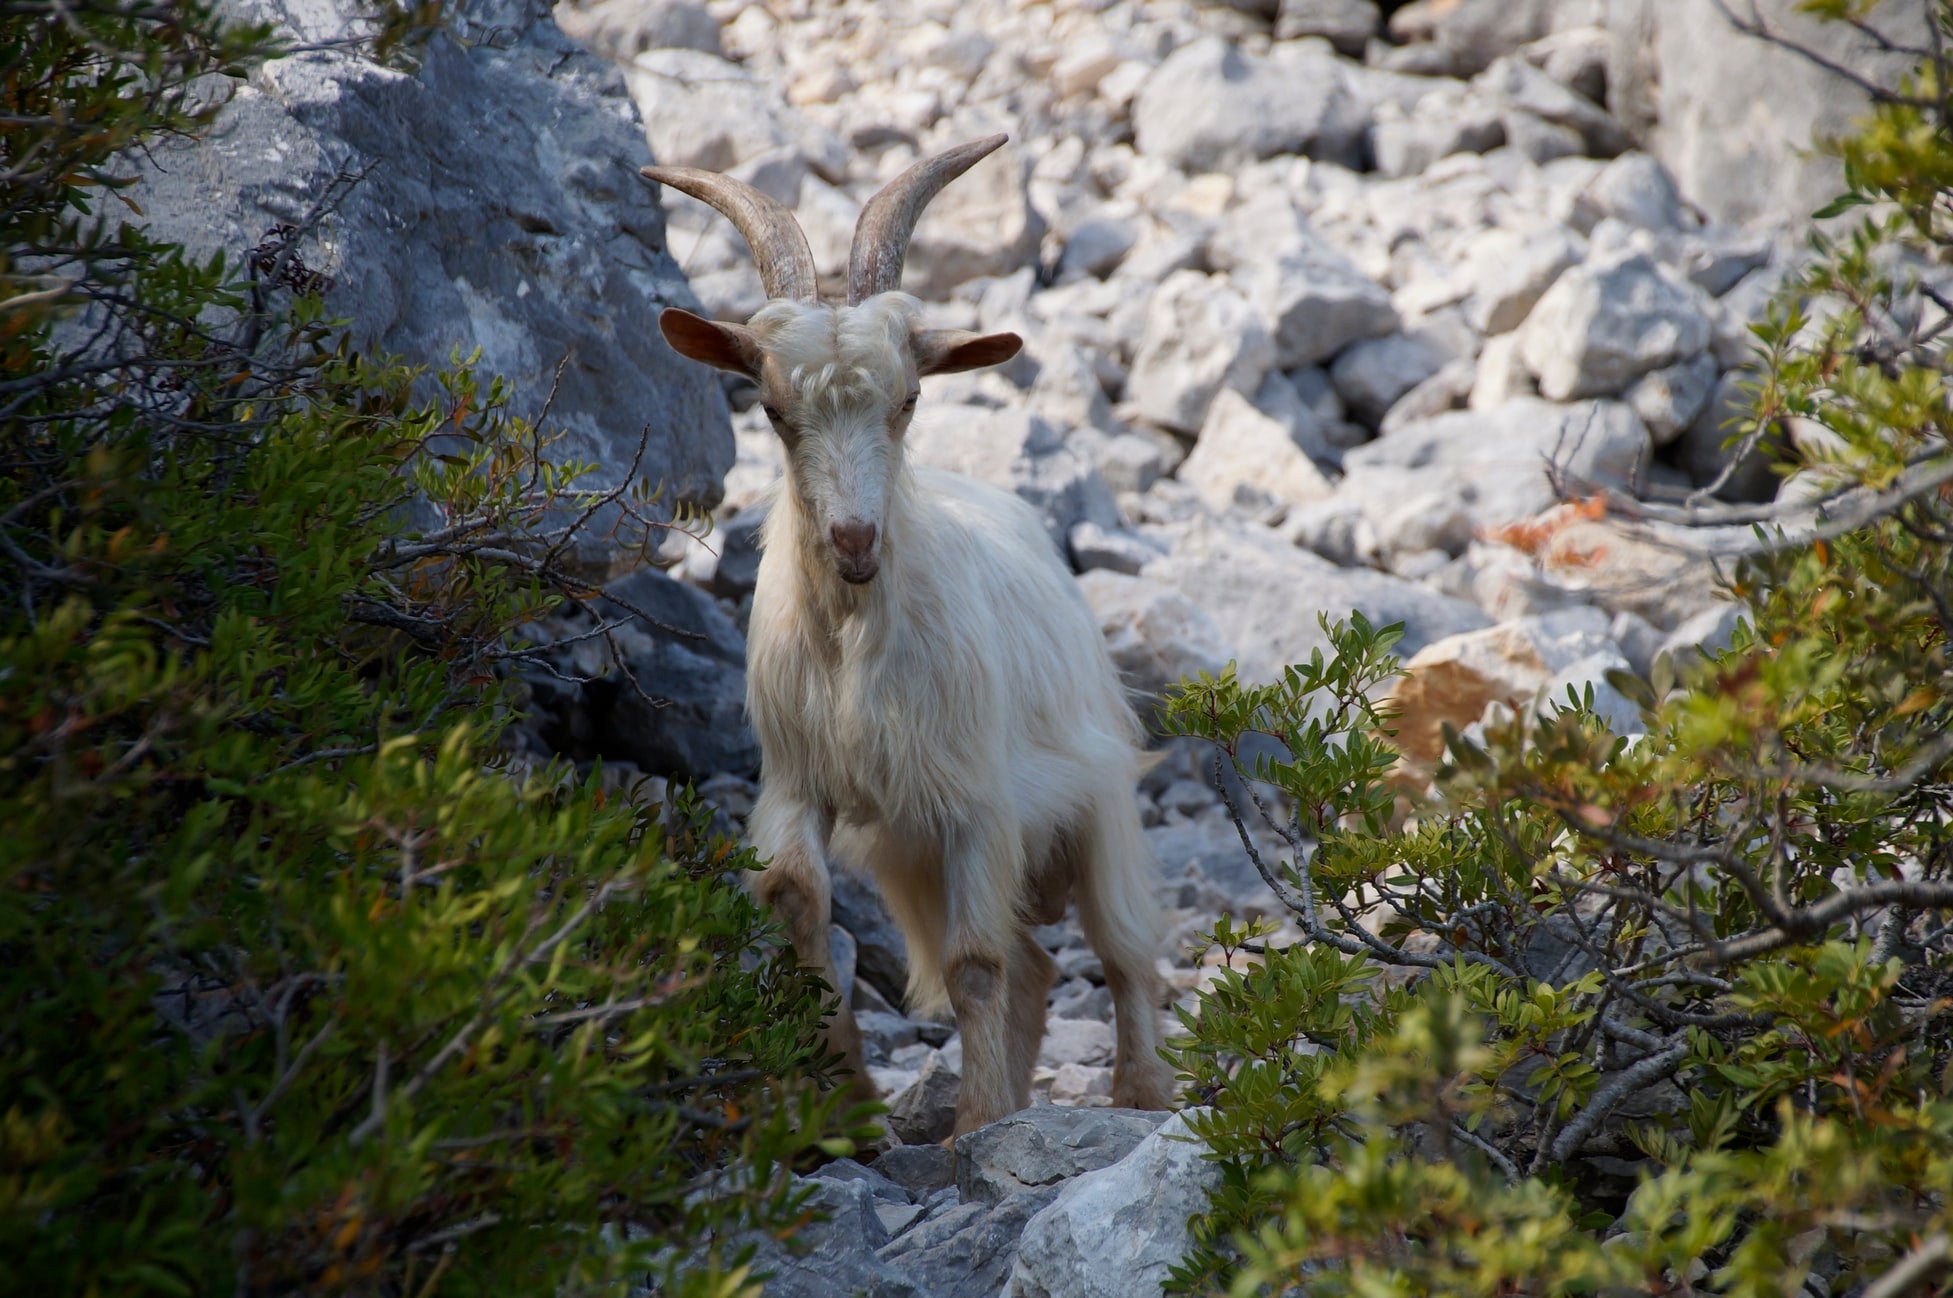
[831, 520, 879, 584]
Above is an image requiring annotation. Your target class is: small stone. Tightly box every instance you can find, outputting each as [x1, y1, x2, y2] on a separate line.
[888, 1051, 962, 1146]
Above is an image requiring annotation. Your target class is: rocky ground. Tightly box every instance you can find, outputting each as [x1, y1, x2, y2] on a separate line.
[504, 0, 1906, 1290]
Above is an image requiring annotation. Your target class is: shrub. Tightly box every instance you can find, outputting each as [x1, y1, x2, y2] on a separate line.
[1, 3, 863, 1294]
[1162, 7, 1953, 1295]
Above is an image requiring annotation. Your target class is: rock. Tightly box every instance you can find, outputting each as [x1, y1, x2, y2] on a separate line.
[1006, 1110, 1223, 1298]
[1274, 0, 1381, 54]
[1677, 370, 1783, 501]
[523, 568, 756, 780]
[1093, 431, 1176, 495]
[874, 1142, 959, 1197]
[1059, 216, 1140, 280]
[1282, 497, 1382, 568]
[1214, 193, 1398, 369]
[1682, 228, 1774, 298]
[701, 505, 766, 598]
[1143, 519, 1492, 684]
[1331, 334, 1445, 428]
[888, 1052, 963, 1146]
[132, 0, 734, 562]
[1132, 37, 1365, 172]
[1388, 0, 1556, 78]
[1077, 570, 1236, 697]
[909, 144, 1046, 299]
[713, 1175, 914, 1298]
[552, 0, 720, 58]
[1470, 330, 1538, 409]
[1386, 607, 1619, 763]
[908, 407, 1119, 550]
[830, 871, 911, 1009]
[1049, 1063, 1115, 1105]
[1251, 371, 1340, 465]
[1370, 84, 1508, 179]
[1463, 223, 1583, 336]
[1633, 0, 1925, 228]
[878, 1184, 1058, 1298]
[1574, 152, 1685, 232]
[627, 47, 844, 180]
[1624, 352, 1718, 446]
[1519, 25, 1611, 104]
[1068, 521, 1166, 577]
[1127, 271, 1276, 433]
[1379, 357, 1476, 436]
[828, 923, 858, 1006]
[956, 1107, 1171, 1206]
[1340, 398, 1650, 538]
[1658, 603, 1743, 663]
[1473, 54, 1629, 158]
[1037, 1019, 1116, 1068]
[1519, 253, 1713, 400]
[1179, 388, 1335, 515]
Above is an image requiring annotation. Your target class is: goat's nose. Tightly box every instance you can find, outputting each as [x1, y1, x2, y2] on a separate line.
[830, 521, 877, 560]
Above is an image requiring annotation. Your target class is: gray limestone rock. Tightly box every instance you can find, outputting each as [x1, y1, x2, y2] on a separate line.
[1519, 253, 1713, 400]
[1132, 37, 1366, 172]
[1143, 519, 1492, 685]
[1006, 1110, 1224, 1298]
[955, 1106, 1171, 1206]
[132, 0, 733, 568]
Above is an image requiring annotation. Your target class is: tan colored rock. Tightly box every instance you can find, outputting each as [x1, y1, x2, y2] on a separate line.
[1387, 622, 1553, 764]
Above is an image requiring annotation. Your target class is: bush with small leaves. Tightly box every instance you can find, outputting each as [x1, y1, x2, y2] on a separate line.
[1162, 8, 1953, 1293]
[1, 4, 868, 1295]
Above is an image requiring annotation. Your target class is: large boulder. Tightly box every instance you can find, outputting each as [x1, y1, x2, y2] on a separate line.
[1132, 37, 1365, 172]
[1616, 0, 1926, 228]
[132, 0, 734, 561]
[1006, 1110, 1224, 1298]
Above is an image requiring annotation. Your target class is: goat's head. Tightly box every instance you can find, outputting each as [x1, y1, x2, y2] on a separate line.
[645, 136, 1024, 585]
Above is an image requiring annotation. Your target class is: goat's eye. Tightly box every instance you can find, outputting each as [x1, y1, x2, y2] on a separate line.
[761, 404, 785, 424]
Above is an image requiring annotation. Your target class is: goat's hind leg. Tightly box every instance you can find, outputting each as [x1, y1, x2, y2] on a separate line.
[749, 791, 876, 1108]
[1071, 792, 1173, 1110]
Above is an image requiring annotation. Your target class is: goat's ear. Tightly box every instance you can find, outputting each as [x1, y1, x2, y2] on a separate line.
[913, 328, 1023, 375]
[659, 307, 763, 378]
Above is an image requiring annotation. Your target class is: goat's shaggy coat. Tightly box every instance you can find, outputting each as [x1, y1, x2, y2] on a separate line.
[645, 142, 1171, 1134]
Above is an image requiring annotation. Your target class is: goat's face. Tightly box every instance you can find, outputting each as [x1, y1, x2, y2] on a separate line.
[659, 294, 1021, 584]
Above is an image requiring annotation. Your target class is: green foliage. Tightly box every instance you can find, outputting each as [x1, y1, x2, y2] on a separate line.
[2, 4, 861, 1295]
[1162, 8, 1953, 1294]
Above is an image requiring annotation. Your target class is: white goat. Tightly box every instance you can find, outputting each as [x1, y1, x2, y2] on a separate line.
[644, 136, 1171, 1134]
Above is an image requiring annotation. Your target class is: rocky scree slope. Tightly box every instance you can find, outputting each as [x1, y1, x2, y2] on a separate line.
[520, 0, 1913, 1290]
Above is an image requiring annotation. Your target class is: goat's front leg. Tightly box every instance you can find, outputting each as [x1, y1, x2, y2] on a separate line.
[748, 790, 875, 1109]
[942, 814, 1028, 1135]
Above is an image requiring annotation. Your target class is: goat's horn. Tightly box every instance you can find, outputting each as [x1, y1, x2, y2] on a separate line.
[640, 165, 818, 304]
[847, 134, 1008, 305]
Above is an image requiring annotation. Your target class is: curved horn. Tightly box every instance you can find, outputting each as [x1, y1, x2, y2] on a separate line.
[847, 134, 1008, 305]
[640, 165, 818, 303]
